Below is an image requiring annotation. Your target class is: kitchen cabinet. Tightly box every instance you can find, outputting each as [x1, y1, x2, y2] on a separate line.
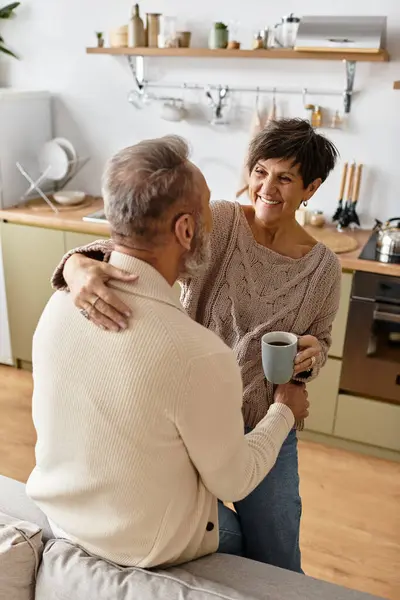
[1, 222, 65, 363]
[304, 358, 342, 435]
[334, 394, 400, 452]
[64, 231, 106, 249]
[329, 271, 353, 359]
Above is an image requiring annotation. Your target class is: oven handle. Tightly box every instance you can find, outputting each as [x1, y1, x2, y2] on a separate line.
[373, 309, 400, 324]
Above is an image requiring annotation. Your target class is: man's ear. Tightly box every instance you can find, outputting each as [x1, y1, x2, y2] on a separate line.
[174, 214, 195, 251]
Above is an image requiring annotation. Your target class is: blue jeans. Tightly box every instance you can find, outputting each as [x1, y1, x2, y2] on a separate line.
[217, 429, 302, 573]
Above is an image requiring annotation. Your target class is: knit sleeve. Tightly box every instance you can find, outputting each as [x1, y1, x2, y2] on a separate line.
[294, 251, 342, 383]
[179, 200, 238, 323]
[51, 239, 114, 291]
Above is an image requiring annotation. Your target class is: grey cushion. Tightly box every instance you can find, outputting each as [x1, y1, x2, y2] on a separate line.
[0, 476, 53, 543]
[0, 511, 43, 600]
[36, 539, 384, 600]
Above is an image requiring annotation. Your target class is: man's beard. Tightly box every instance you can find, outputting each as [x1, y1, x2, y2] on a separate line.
[178, 219, 211, 280]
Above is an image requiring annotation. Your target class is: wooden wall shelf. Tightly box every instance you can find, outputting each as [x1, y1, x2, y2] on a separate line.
[393, 81, 400, 89]
[86, 46, 389, 63]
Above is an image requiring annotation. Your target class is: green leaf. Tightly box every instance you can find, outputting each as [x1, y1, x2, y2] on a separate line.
[0, 2, 20, 19]
[0, 44, 18, 58]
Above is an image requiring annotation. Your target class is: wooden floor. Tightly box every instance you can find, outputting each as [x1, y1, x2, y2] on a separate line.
[1, 364, 399, 599]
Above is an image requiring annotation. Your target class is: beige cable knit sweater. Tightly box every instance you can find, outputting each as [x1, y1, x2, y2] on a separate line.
[53, 200, 341, 428]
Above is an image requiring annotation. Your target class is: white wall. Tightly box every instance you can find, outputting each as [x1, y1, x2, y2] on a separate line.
[2, 0, 400, 225]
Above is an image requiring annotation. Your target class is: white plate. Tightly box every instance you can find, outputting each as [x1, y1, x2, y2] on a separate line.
[38, 140, 70, 181]
[53, 137, 77, 177]
[53, 137, 77, 162]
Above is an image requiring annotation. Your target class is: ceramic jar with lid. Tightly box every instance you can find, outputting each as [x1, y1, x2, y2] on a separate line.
[309, 210, 326, 228]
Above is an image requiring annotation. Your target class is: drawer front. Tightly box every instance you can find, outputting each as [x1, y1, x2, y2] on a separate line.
[329, 271, 353, 359]
[335, 394, 400, 452]
[304, 358, 341, 434]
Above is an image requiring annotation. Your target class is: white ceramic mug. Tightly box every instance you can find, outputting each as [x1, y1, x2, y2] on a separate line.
[261, 332, 298, 384]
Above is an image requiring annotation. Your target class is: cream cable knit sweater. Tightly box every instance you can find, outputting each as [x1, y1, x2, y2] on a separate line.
[28, 252, 294, 567]
[53, 201, 341, 428]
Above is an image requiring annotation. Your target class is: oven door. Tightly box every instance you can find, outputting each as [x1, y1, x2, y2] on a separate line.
[340, 287, 400, 404]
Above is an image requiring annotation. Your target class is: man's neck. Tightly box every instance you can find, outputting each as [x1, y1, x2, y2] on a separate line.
[113, 244, 178, 287]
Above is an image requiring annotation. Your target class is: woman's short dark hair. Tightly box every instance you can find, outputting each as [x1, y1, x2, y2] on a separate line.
[247, 118, 339, 188]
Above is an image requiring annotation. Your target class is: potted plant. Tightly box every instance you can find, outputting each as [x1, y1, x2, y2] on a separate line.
[208, 22, 229, 49]
[0, 2, 20, 58]
[95, 31, 104, 48]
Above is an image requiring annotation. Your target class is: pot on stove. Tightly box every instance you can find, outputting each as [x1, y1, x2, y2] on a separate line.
[374, 217, 400, 259]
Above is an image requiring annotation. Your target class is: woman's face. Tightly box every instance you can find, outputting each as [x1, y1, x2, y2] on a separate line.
[249, 157, 321, 226]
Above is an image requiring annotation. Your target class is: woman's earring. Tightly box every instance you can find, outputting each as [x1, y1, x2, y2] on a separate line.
[303, 200, 308, 207]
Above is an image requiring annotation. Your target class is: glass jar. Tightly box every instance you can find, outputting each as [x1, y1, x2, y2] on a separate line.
[309, 210, 326, 228]
[158, 15, 178, 48]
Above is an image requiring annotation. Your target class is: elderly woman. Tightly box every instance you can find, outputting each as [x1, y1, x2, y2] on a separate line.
[52, 119, 341, 573]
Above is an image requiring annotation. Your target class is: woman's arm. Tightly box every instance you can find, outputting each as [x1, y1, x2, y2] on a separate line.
[51, 239, 138, 330]
[51, 239, 114, 290]
[293, 256, 342, 382]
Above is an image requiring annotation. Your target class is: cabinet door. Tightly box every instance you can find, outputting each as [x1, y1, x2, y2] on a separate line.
[64, 232, 105, 250]
[334, 394, 400, 452]
[1, 223, 65, 363]
[304, 357, 341, 434]
[329, 271, 353, 359]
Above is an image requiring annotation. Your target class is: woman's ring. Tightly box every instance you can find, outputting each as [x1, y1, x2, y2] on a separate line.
[92, 296, 100, 309]
[80, 308, 90, 320]
[310, 356, 316, 369]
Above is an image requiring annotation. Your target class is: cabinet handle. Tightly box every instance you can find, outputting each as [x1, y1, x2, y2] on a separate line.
[373, 309, 400, 324]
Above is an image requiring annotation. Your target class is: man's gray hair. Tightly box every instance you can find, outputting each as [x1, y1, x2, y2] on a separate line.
[102, 135, 197, 239]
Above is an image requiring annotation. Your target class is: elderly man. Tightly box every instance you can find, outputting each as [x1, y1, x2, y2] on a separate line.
[27, 135, 308, 568]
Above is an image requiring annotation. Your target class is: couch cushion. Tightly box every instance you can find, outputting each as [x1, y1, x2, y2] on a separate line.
[36, 539, 383, 600]
[36, 539, 256, 600]
[0, 475, 53, 543]
[0, 511, 43, 600]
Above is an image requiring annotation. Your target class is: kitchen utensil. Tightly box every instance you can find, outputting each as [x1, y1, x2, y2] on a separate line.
[160, 99, 187, 122]
[273, 14, 301, 48]
[332, 161, 348, 222]
[374, 217, 400, 259]
[267, 88, 277, 122]
[337, 160, 355, 230]
[53, 190, 86, 206]
[347, 163, 363, 229]
[38, 140, 70, 182]
[261, 332, 298, 384]
[205, 86, 230, 125]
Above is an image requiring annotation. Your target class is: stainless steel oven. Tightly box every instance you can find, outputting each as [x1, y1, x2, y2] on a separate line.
[340, 271, 400, 404]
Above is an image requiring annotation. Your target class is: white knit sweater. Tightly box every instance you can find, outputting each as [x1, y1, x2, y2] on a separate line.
[28, 252, 294, 568]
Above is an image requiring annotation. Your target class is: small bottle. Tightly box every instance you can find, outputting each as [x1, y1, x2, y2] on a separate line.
[311, 105, 322, 128]
[253, 32, 264, 49]
[128, 4, 145, 48]
[330, 110, 342, 129]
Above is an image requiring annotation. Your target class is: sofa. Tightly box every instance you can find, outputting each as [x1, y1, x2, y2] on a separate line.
[0, 474, 383, 600]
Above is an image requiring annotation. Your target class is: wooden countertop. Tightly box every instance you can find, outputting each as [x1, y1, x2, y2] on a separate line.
[0, 196, 110, 237]
[1, 197, 399, 278]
